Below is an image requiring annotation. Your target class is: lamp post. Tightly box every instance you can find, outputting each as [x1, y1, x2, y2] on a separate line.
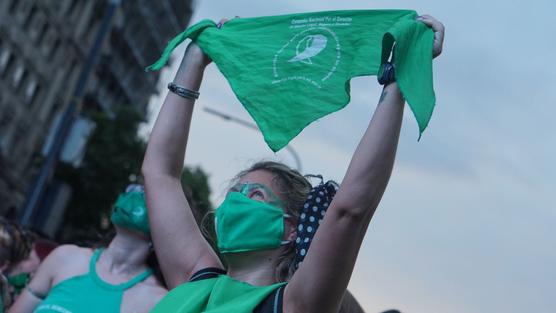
[203, 107, 303, 172]
[20, 0, 122, 226]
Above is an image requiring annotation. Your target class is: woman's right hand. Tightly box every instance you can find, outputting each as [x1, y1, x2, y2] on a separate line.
[183, 42, 212, 69]
[181, 18, 229, 69]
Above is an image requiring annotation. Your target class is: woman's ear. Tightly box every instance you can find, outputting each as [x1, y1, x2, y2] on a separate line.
[284, 218, 297, 242]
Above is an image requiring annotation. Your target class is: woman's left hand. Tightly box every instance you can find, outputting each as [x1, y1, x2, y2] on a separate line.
[417, 14, 445, 58]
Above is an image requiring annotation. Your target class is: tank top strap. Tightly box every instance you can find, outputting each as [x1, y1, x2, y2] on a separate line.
[118, 268, 153, 290]
[89, 248, 153, 291]
[89, 248, 103, 274]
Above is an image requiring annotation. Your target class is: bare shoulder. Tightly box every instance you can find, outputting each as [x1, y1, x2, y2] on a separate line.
[51, 244, 91, 257]
[122, 277, 168, 312]
[47, 244, 92, 265]
[139, 275, 168, 299]
[24, 244, 92, 295]
[44, 245, 92, 282]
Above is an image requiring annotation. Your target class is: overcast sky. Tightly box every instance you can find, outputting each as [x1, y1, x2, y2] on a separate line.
[141, 1, 556, 312]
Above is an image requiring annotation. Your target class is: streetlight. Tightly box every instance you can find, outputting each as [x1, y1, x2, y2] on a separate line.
[20, 0, 122, 226]
[203, 107, 303, 172]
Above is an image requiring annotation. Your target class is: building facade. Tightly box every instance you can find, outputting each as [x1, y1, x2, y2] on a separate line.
[0, 0, 193, 216]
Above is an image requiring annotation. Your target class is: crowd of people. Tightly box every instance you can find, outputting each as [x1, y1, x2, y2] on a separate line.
[2, 185, 367, 313]
[1, 14, 444, 313]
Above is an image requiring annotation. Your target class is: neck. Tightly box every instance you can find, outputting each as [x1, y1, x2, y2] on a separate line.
[225, 249, 282, 286]
[101, 230, 150, 275]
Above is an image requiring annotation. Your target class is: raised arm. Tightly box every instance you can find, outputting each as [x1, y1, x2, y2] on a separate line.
[142, 42, 222, 289]
[285, 16, 445, 313]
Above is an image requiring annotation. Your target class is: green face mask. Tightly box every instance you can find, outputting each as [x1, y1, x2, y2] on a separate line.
[7, 272, 30, 294]
[110, 191, 150, 235]
[215, 192, 291, 254]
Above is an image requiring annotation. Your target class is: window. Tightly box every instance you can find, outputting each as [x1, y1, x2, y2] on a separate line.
[49, 39, 60, 60]
[43, 99, 62, 124]
[24, 79, 39, 105]
[70, 1, 84, 21]
[66, 0, 78, 17]
[0, 106, 15, 132]
[50, 100, 63, 117]
[25, 6, 37, 30]
[37, 21, 48, 44]
[29, 11, 46, 42]
[0, 49, 13, 76]
[46, 0, 63, 15]
[68, 59, 80, 88]
[12, 63, 26, 89]
[12, 122, 29, 155]
[16, 0, 33, 24]
[8, 0, 18, 14]
[40, 27, 58, 58]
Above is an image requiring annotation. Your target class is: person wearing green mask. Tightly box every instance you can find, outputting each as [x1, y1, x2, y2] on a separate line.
[0, 219, 40, 312]
[142, 13, 444, 313]
[9, 185, 167, 313]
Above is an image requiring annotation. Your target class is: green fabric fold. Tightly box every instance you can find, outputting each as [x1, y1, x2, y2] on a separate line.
[147, 10, 436, 151]
[152, 275, 285, 313]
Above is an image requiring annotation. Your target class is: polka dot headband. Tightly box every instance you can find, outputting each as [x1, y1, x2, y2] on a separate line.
[294, 178, 338, 269]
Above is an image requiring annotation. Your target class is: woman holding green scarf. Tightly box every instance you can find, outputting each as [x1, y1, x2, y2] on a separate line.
[9, 185, 167, 313]
[142, 15, 444, 313]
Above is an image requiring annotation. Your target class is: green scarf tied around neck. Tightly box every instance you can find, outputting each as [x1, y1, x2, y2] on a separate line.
[147, 10, 436, 152]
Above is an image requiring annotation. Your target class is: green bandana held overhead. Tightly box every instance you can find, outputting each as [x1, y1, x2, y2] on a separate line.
[147, 10, 436, 152]
[110, 190, 150, 235]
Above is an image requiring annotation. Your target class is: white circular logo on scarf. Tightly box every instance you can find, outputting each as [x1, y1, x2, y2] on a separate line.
[288, 34, 328, 64]
[272, 27, 341, 89]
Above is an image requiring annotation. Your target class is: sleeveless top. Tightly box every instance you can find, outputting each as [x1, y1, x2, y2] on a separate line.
[152, 268, 286, 313]
[34, 249, 152, 313]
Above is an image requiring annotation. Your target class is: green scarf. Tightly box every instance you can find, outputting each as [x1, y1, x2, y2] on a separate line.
[152, 274, 285, 313]
[147, 10, 436, 151]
